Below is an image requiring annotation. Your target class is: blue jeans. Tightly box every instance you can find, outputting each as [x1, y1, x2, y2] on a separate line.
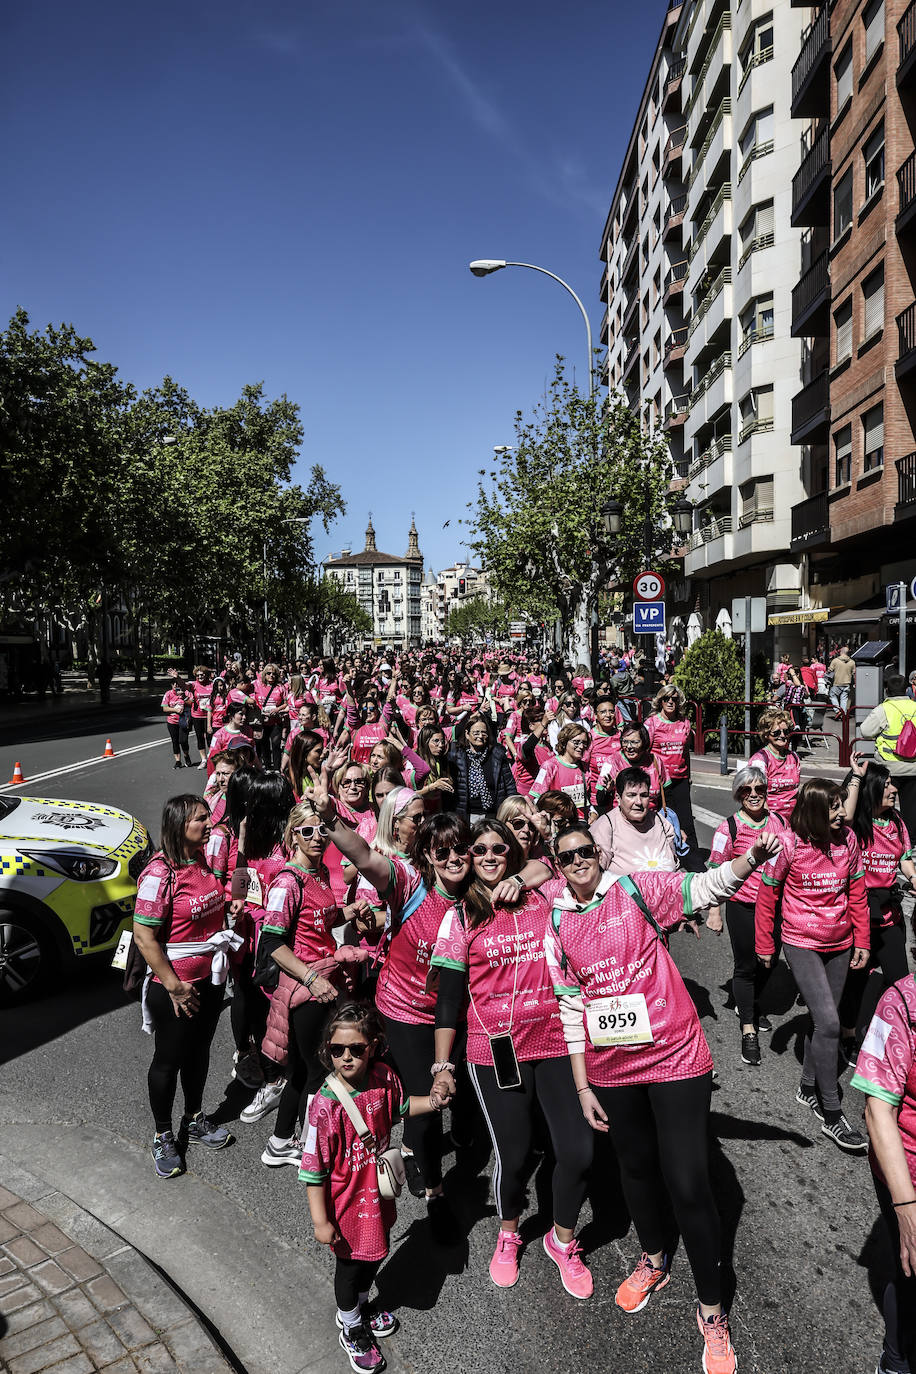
[829, 683, 850, 714]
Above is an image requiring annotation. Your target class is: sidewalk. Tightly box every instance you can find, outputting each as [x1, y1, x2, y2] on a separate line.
[0, 1158, 232, 1374]
[690, 748, 847, 788]
[0, 678, 173, 733]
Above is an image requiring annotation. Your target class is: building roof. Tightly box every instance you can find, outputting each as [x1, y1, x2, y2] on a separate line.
[325, 550, 419, 568]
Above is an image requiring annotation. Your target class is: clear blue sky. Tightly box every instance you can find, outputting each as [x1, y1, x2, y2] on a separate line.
[3, 0, 661, 572]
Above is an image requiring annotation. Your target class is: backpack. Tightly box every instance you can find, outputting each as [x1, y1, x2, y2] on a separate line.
[253, 867, 306, 992]
[123, 859, 175, 998]
[550, 873, 667, 975]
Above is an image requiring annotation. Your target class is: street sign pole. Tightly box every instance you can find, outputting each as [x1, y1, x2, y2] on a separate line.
[744, 595, 752, 760]
[900, 581, 907, 678]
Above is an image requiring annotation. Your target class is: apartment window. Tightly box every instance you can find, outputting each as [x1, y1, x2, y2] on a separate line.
[863, 404, 884, 470]
[740, 107, 774, 160]
[741, 294, 774, 345]
[739, 385, 774, 438]
[740, 476, 775, 525]
[863, 0, 884, 63]
[835, 43, 853, 113]
[653, 329, 661, 366]
[740, 201, 774, 254]
[863, 265, 884, 339]
[833, 167, 853, 239]
[741, 17, 774, 76]
[835, 297, 853, 361]
[653, 206, 661, 244]
[834, 424, 852, 486]
[863, 124, 885, 201]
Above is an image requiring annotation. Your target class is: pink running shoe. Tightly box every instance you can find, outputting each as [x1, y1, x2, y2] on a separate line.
[488, 1228, 523, 1288]
[696, 1307, 737, 1374]
[615, 1252, 671, 1313]
[542, 1229, 593, 1299]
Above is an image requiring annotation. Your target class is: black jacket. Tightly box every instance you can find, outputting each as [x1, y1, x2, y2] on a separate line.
[449, 742, 517, 817]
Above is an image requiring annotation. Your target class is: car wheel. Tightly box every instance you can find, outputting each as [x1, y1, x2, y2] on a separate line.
[0, 909, 57, 1005]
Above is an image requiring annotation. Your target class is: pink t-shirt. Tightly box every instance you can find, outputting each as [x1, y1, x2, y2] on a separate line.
[531, 756, 589, 818]
[161, 688, 192, 726]
[757, 828, 868, 956]
[262, 864, 340, 965]
[707, 811, 788, 904]
[351, 721, 388, 765]
[299, 1062, 408, 1261]
[748, 747, 800, 820]
[204, 825, 238, 894]
[134, 855, 227, 984]
[860, 815, 912, 890]
[850, 974, 916, 1188]
[431, 891, 565, 1065]
[545, 871, 713, 1087]
[190, 681, 213, 720]
[208, 725, 252, 764]
[254, 680, 288, 717]
[244, 845, 288, 932]
[586, 732, 620, 807]
[376, 884, 455, 1025]
[324, 804, 375, 906]
[589, 809, 678, 875]
[645, 715, 691, 782]
[598, 751, 667, 809]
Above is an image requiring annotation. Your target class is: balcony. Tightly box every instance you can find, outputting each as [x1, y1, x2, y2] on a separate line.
[897, 304, 916, 379]
[791, 126, 831, 227]
[664, 326, 689, 369]
[687, 102, 731, 212]
[790, 491, 830, 550]
[600, 310, 610, 346]
[898, 151, 916, 235]
[599, 262, 610, 304]
[686, 15, 732, 134]
[622, 291, 639, 337]
[663, 125, 688, 174]
[664, 194, 687, 241]
[900, 0, 916, 87]
[622, 338, 640, 382]
[790, 370, 830, 444]
[686, 515, 734, 574]
[664, 259, 689, 302]
[791, 4, 832, 118]
[663, 56, 686, 111]
[897, 452, 916, 512]
[791, 250, 830, 337]
[687, 351, 732, 432]
[737, 322, 774, 359]
[622, 237, 639, 287]
[737, 44, 774, 97]
[664, 394, 690, 428]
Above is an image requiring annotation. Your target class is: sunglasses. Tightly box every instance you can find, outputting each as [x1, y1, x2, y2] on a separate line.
[340, 777, 366, 787]
[740, 787, 767, 797]
[329, 1043, 369, 1058]
[556, 843, 598, 868]
[293, 823, 330, 839]
[769, 729, 790, 738]
[470, 843, 509, 857]
[507, 817, 535, 831]
[431, 843, 470, 862]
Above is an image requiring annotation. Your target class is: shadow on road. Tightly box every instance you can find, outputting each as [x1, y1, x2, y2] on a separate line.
[0, 963, 128, 1066]
[0, 703, 163, 752]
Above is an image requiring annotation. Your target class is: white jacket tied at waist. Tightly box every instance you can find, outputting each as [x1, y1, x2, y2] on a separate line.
[141, 928, 244, 1035]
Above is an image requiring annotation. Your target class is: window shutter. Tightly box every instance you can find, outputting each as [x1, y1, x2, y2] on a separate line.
[864, 0, 884, 61]
[757, 203, 774, 236]
[864, 269, 884, 338]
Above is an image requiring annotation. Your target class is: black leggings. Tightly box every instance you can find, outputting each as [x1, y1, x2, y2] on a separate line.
[468, 1055, 593, 1229]
[166, 721, 190, 759]
[838, 919, 910, 1041]
[665, 778, 697, 850]
[593, 1073, 720, 1306]
[257, 721, 284, 770]
[384, 1018, 443, 1189]
[229, 954, 270, 1060]
[146, 979, 224, 1133]
[335, 1257, 382, 1315]
[190, 717, 208, 751]
[875, 1176, 916, 1372]
[275, 1000, 329, 1139]
[725, 899, 780, 1026]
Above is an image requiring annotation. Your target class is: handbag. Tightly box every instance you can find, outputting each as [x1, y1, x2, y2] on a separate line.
[120, 862, 174, 997]
[325, 1073, 406, 1200]
[895, 718, 916, 760]
[252, 869, 304, 991]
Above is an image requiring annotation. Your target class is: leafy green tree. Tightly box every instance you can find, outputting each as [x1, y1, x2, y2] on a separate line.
[291, 576, 372, 653]
[446, 595, 509, 644]
[469, 358, 678, 667]
[673, 630, 767, 749]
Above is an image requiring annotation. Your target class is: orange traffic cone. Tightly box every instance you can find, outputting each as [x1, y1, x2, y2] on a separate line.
[103, 738, 115, 758]
[8, 761, 26, 784]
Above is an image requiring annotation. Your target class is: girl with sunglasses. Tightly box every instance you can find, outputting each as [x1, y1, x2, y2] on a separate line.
[705, 767, 788, 1066]
[748, 708, 801, 821]
[546, 822, 780, 1374]
[509, 697, 554, 796]
[431, 819, 594, 1299]
[646, 686, 697, 853]
[302, 1000, 445, 1374]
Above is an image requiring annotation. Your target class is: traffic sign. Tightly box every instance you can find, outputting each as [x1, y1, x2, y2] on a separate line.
[633, 601, 666, 635]
[887, 583, 905, 613]
[634, 571, 665, 601]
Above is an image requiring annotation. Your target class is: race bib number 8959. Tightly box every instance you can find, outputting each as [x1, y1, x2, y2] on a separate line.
[586, 994, 653, 1048]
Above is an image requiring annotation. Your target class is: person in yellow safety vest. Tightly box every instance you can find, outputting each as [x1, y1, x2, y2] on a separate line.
[860, 673, 916, 838]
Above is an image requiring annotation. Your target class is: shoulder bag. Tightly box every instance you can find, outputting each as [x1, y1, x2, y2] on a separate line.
[325, 1073, 407, 1200]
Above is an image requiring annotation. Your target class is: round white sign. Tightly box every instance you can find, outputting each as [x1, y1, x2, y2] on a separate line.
[634, 571, 665, 601]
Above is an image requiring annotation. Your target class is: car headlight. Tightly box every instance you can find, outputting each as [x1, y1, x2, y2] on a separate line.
[21, 851, 119, 882]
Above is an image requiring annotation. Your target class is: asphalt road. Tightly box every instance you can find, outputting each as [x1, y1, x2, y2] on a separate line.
[0, 706, 904, 1374]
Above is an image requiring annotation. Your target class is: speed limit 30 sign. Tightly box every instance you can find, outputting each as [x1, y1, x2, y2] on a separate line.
[633, 571, 665, 601]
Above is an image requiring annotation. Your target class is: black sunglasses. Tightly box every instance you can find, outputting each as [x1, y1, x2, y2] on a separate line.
[329, 1043, 369, 1058]
[432, 842, 470, 862]
[556, 843, 598, 868]
[470, 842, 509, 857]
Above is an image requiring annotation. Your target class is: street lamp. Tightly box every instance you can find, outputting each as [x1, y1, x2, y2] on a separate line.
[468, 259, 594, 400]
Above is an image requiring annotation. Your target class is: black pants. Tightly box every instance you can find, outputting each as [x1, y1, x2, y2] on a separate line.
[593, 1073, 721, 1306]
[725, 899, 780, 1026]
[665, 778, 697, 850]
[384, 1018, 443, 1189]
[468, 1055, 593, 1229]
[166, 721, 190, 760]
[190, 717, 208, 751]
[839, 918, 910, 1041]
[146, 979, 224, 1134]
[275, 1000, 329, 1139]
[875, 1176, 916, 1372]
[257, 721, 283, 770]
[335, 1257, 382, 1316]
[229, 954, 270, 1059]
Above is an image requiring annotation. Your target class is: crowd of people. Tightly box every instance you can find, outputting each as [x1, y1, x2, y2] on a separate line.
[134, 646, 916, 1374]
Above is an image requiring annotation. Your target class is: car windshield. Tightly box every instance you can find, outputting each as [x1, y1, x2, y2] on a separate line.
[0, 798, 22, 821]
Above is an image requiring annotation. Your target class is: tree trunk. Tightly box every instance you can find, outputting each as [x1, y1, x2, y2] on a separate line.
[567, 599, 592, 669]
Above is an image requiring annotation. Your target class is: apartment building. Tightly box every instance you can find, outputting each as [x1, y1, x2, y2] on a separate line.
[789, 0, 916, 629]
[435, 561, 491, 635]
[323, 517, 423, 646]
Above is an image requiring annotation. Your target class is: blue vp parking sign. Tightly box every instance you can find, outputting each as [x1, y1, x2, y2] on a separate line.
[633, 601, 666, 635]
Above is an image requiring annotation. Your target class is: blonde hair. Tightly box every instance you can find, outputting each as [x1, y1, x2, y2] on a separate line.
[374, 788, 420, 857]
[758, 707, 794, 738]
[652, 684, 686, 715]
[497, 796, 529, 826]
[283, 799, 322, 852]
[333, 760, 371, 791]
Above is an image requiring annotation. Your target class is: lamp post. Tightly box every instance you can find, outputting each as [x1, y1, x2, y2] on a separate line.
[469, 260, 594, 400]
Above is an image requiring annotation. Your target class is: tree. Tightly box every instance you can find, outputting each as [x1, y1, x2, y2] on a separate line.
[293, 577, 372, 653]
[446, 595, 509, 644]
[673, 630, 767, 749]
[469, 358, 678, 666]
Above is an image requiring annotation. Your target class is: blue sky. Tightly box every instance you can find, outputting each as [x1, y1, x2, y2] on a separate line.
[3, 0, 661, 572]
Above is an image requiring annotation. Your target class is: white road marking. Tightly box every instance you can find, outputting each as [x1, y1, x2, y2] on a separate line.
[1, 738, 168, 793]
[693, 803, 727, 829]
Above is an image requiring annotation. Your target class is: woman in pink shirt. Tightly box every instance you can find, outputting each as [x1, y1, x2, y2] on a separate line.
[253, 664, 289, 770]
[645, 686, 696, 852]
[161, 675, 195, 770]
[586, 697, 620, 815]
[207, 701, 253, 775]
[529, 723, 591, 819]
[748, 708, 801, 821]
[510, 697, 554, 796]
[189, 666, 214, 769]
[597, 724, 668, 812]
[756, 778, 869, 1152]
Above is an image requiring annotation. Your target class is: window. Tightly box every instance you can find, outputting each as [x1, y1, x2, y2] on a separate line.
[835, 297, 853, 361]
[740, 477, 775, 525]
[863, 0, 884, 62]
[653, 329, 661, 366]
[835, 43, 853, 113]
[834, 167, 853, 239]
[863, 265, 884, 338]
[863, 404, 884, 470]
[740, 107, 774, 160]
[834, 424, 852, 486]
[741, 17, 774, 75]
[863, 124, 885, 201]
[740, 201, 774, 253]
[739, 385, 774, 438]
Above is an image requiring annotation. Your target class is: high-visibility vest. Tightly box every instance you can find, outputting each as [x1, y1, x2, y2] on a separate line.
[874, 697, 916, 762]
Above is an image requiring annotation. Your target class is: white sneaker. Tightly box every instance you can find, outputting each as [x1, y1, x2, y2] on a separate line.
[240, 1080, 285, 1123]
[261, 1136, 301, 1167]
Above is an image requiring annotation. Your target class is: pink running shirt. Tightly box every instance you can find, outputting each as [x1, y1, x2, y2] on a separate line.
[134, 855, 227, 984]
[707, 811, 787, 904]
[850, 974, 916, 1188]
[756, 827, 869, 956]
[261, 864, 340, 965]
[646, 715, 691, 782]
[748, 747, 800, 820]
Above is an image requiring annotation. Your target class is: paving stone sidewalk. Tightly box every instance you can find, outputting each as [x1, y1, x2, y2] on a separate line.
[0, 1161, 234, 1374]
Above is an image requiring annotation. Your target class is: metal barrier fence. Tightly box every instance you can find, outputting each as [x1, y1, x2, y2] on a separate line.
[686, 698, 854, 768]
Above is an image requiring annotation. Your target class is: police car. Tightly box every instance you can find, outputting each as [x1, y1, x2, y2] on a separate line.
[0, 795, 152, 1004]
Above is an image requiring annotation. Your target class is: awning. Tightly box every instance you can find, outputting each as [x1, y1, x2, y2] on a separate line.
[767, 607, 833, 626]
[826, 590, 916, 628]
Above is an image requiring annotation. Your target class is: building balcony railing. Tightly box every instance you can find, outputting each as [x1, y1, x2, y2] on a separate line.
[791, 4, 832, 118]
[663, 124, 688, 171]
[664, 326, 689, 369]
[738, 415, 774, 444]
[790, 369, 830, 444]
[688, 265, 731, 339]
[664, 259, 689, 299]
[664, 394, 690, 428]
[738, 504, 774, 529]
[737, 45, 773, 96]
[899, 0, 916, 86]
[791, 125, 831, 227]
[622, 338, 640, 380]
[737, 138, 774, 185]
[737, 323, 774, 358]
[664, 55, 686, 110]
[685, 13, 732, 119]
[688, 432, 732, 479]
[688, 515, 733, 550]
[688, 350, 731, 411]
[687, 182, 731, 266]
[664, 194, 687, 240]
[897, 451, 916, 509]
[791, 491, 830, 549]
[791, 249, 830, 337]
[898, 150, 916, 235]
[599, 262, 610, 304]
[686, 101, 731, 187]
[622, 291, 639, 336]
[897, 303, 916, 379]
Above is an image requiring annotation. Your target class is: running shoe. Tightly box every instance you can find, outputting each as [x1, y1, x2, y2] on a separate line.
[183, 1114, 234, 1149]
[615, 1253, 671, 1313]
[740, 1033, 761, 1067]
[151, 1131, 182, 1179]
[838, 1037, 859, 1069]
[336, 1310, 399, 1339]
[240, 1080, 286, 1123]
[795, 1085, 825, 1122]
[232, 1050, 265, 1090]
[338, 1322, 385, 1372]
[696, 1307, 737, 1374]
[821, 1114, 867, 1153]
[427, 1194, 462, 1247]
[488, 1229, 523, 1288]
[260, 1136, 302, 1167]
[543, 1230, 593, 1299]
[757, 1014, 772, 1032]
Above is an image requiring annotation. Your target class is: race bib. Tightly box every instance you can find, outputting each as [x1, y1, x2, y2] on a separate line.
[586, 994, 653, 1047]
[245, 870, 264, 905]
[563, 781, 586, 810]
[111, 929, 132, 971]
